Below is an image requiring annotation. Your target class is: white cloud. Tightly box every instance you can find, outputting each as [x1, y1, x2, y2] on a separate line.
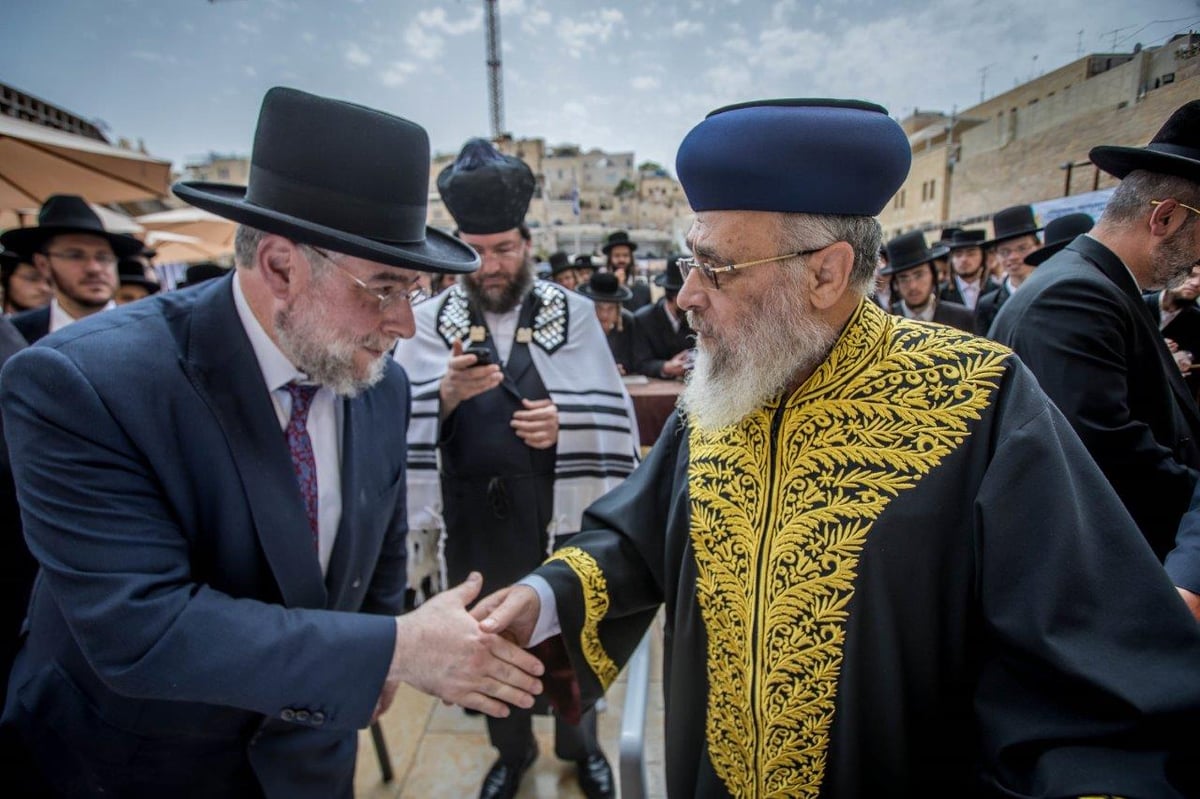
[672, 20, 704, 38]
[417, 6, 483, 35]
[300, 32, 316, 43]
[344, 43, 371, 67]
[404, 25, 444, 61]
[632, 75, 661, 90]
[379, 61, 418, 87]
[235, 20, 260, 35]
[244, 66, 257, 77]
[129, 50, 178, 65]
[556, 8, 626, 56]
[522, 7, 553, 34]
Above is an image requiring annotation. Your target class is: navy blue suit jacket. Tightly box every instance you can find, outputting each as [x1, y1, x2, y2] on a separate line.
[0, 274, 409, 798]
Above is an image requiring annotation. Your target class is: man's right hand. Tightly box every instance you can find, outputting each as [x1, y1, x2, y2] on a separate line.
[439, 339, 504, 418]
[472, 584, 542, 648]
[385, 573, 544, 718]
[661, 350, 691, 379]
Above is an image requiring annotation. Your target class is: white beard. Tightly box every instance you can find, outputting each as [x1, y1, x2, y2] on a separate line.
[680, 278, 839, 432]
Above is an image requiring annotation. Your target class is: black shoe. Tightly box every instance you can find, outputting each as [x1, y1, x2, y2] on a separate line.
[576, 753, 615, 799]
[478, 743, 537, 799]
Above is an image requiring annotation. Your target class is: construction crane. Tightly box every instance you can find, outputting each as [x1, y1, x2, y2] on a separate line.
[484, 0, 504, 138]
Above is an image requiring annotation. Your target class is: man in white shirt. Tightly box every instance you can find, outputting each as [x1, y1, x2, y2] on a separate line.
[2, 194, 137, 343]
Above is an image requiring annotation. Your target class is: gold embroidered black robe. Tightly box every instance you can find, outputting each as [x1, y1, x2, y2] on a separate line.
[532, 300, 1200, 798]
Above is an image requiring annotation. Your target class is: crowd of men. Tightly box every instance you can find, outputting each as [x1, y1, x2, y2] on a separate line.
[0, 84, 1199, 799]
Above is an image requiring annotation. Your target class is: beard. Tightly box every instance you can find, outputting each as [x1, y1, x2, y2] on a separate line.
[274, 276, 392, 398]
[1152, 221, 1200, 292]
[680, 268, 840, 432]
[462, 257, 535, 313]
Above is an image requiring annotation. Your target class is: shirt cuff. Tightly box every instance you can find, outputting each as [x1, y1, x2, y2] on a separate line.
[517, 574, 561, 646]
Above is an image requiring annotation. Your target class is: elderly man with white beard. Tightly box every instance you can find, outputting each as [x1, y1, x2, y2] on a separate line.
[468, 99, 1200, 799]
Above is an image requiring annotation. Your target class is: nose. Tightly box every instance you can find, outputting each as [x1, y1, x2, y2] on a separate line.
[381, 299, 416, 340]
[676, 267, 707, 312]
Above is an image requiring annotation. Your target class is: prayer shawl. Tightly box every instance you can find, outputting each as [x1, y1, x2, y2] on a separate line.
[395, 281, 639, 593]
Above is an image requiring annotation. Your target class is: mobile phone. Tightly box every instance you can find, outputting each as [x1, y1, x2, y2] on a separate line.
[465, 344, 494, 366]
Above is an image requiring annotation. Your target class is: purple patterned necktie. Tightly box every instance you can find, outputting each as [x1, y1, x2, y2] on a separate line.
[284, 382, 320, 552]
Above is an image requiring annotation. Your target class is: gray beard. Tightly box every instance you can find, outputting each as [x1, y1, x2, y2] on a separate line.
[680, 279, 839, 432]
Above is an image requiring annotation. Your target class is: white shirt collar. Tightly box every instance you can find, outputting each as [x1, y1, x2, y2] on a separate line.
[49, 297, 116, 333]
[232, 270, 307, 391]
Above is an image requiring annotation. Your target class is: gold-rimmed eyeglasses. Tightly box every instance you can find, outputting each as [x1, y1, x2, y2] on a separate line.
[307, 246, 429, 311]
[1150, 199, 1200, 218]
[677, 246, 826, 290]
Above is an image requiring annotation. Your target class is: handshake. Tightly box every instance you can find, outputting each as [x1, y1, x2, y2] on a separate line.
[372, 573, 546, 722]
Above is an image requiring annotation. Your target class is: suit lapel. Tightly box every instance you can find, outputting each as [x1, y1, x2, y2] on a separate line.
[325, 397, 361, 607]
[180, 275, 327, 609]
[500, 292, 541, 393]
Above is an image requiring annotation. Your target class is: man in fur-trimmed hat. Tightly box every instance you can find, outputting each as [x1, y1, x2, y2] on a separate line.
[395, 137, 636, 799]
[992, 100, 1200, 574]
[471, 98, 1200, 798]
[0, 88, 544, 798]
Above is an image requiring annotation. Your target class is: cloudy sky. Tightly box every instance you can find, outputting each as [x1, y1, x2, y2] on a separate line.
[4, 0, 1195, 174]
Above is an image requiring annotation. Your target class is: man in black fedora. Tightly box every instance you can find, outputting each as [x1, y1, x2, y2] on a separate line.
[881, 230, 974, 332]
[114, 256, 161, 305]
[938, 228, 998, 311]
[0, 87, 545, 799]
[578, 270, 637, 374]
[395, 137, 634, 799]
[973, 204, 1043, 336]
[992, 100, 1200, 577]
[602, 229, 651, 311]
[632, 254, 694, 379]
[2, 194, 141, 344]
[176, 260, 228, 289]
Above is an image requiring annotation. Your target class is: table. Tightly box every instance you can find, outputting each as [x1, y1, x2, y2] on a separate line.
[625, 377, 684, 448]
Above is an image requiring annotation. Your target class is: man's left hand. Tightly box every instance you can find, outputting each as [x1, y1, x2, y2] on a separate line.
[512, 398, 559, 449]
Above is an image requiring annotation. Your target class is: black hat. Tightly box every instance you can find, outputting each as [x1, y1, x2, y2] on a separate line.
[1024, 212, 1094, 266]
[1090, 100, 1200, 183]
[548, 251, 571, 276]
[117, 257, 160, 294]
[577, 271, 632, 303]
[172, 87, 477, 274]
[655, 255, 684, 291]
[880, 230, 949, 275]
[437, 138, 535, 235]
[945, 229, 986, 250]
[1, 194, 144, 261]
[601, 230, 638, 254]
[0, 250, 20, 278]
[178, 262, 228, 289]
[984, 205, 1042, 248]
[937, 226, 964, 245]
[572, 254, 596, 271]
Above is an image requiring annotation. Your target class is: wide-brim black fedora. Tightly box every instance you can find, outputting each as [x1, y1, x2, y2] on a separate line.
[172, 87, 478, 274]
[1090, 100, 1200, 183]
[945, 229, 986, 250]
[655, 255, 684, 291]
[880, 230, 948, 275]
[1024, 212, 1094, 266]
[602, 230, 637, 254]
[118, 257, 161, 294]
[1, 194, 144, 261]
[578, 272, 632, 302]
[983, 204, 1043, 248]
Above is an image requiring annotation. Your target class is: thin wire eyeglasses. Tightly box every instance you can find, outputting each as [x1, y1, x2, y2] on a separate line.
[307, 246, 429, 310]
[677, 246, 826, 289]
[1150, 199, 1200, 218]
[43, 250, 118, 267]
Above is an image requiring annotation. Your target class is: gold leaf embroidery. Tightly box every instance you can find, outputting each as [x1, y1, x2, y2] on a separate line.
[546, 546, 619, 688]
[689, 301, 1009, 797]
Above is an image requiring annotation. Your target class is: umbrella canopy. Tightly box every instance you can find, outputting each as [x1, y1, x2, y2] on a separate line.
[0, 115, 172, 213]
[137, 207, 235, 252]
[144, 230, 232, 264]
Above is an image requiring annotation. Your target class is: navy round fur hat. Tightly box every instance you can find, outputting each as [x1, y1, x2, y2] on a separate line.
[438, 138, 535, 235]
[675, 99, 911, 216]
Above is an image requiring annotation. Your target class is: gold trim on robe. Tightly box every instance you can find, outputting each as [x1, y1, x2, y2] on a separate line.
[687, 301, 1010, 797]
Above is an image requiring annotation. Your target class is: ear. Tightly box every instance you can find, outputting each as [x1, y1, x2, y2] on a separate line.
[1148, 199, 1188, 237]
[805, 241, 855, 311]
[256, 235, 302, 300]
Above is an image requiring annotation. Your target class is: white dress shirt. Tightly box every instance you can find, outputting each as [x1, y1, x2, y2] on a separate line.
[49, 297, 116, 333]
[482, 306, 521, 364]
[233, 273, 343, 574]
[953, 274, 983, 311]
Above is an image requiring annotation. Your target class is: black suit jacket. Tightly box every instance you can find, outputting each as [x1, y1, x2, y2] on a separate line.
[940, 275, 999, 310]
[974, 281, 1012, 337]
[0, 317, 28, 688]
[622, 281, 652, 313]
[889, 299, 976, 334]
[632, 299, 693, 378]
[990, 235, 1200, 559]
[8, 305, 49, 345]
